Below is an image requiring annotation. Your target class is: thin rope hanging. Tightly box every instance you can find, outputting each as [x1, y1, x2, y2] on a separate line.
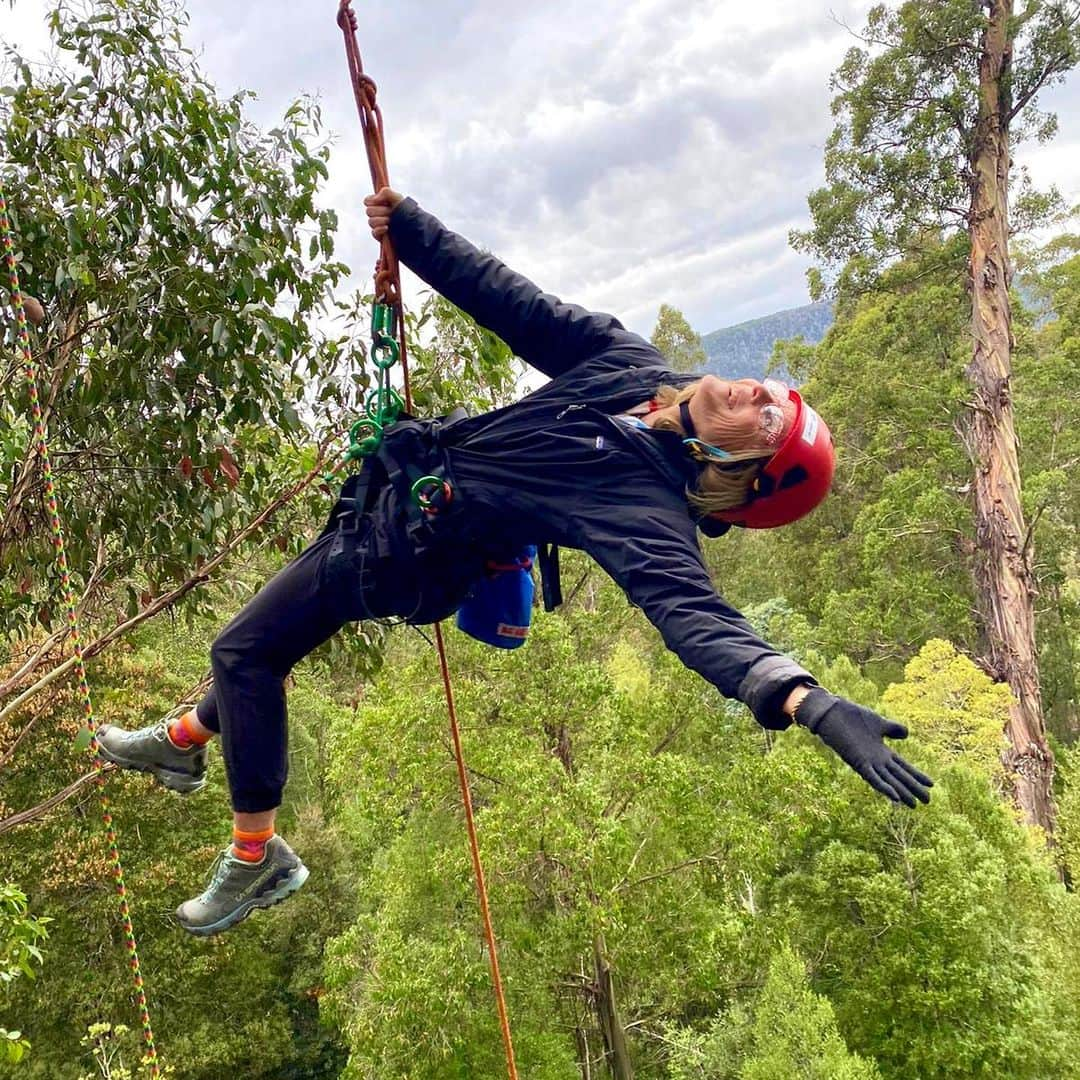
[336, 6, 519, 1077]
[0, 184, 162, 1078]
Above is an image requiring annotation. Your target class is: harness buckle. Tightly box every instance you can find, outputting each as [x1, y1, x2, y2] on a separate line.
[335, 497, 364, 535]
[327, 495, 365, 561]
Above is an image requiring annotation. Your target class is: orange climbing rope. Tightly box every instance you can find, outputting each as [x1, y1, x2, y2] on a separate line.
[336, 6, 519, 1077]
[1, 186, 161, 1076]
[336, 0, 408, 405]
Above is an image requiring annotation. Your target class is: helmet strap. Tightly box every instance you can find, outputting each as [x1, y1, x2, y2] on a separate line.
[679, 400, 734, 462]
[678, 400, 696, 439]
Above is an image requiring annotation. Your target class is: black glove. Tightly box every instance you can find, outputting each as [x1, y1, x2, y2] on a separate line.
[795, 688, 933, 807]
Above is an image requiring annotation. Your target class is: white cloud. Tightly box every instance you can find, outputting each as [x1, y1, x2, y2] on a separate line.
[5, 0, 1080, 341]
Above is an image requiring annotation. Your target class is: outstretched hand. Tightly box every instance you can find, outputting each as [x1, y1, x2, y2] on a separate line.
[364, 186, 404, 241]
[795, 688, 933, 807]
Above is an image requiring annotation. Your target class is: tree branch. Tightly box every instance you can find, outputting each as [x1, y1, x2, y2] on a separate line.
[0, 445, 332, 727]
[1008, 52, 1076, 122]
[1, 537, 106, 700]
[1021, 502, 1047, 562]
[0, 762, 117, 836]
[0, 699, 49, 772]
[615, 851, 725, 894]
[0, 537, 107, 699]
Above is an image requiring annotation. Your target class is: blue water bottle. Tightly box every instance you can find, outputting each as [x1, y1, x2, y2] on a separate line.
[456, 545, 536, 649]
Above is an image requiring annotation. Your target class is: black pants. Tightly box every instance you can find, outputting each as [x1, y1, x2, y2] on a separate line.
[191, 519, 396, 813]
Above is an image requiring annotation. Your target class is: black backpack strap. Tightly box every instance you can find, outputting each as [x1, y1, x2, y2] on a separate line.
[538, 543, 562, 612]
[325, 459, 391, 557]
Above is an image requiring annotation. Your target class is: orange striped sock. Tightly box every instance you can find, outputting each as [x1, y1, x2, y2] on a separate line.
[232, 826, 273, 863]
[167, 709, 212, 749]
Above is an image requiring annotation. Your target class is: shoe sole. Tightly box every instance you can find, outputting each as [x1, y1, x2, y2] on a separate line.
[96, 744, 206, 795]
[177, 863, 310, 938]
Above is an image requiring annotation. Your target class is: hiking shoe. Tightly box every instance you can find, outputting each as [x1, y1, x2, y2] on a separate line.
[95, 721, 208, 794]
[175, 835, 309, 937]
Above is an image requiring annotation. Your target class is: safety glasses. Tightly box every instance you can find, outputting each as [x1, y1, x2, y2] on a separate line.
[759, 379, 790, 446]
[683, 378, 792, 461]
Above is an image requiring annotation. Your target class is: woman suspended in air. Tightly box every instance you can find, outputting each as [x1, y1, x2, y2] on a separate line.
[96, 188, 932, 936]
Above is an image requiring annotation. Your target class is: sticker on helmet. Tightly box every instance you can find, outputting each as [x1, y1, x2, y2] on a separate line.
[801, 407, 819, 446]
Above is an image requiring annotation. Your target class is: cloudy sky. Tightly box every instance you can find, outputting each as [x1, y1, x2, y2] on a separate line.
[5, 0, 1080, 338]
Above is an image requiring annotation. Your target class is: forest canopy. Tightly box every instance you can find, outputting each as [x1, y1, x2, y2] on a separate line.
[2, 1, 1079, 1078]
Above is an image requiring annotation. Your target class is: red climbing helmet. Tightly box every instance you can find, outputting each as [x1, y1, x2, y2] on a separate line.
[711, 388, 835, 529]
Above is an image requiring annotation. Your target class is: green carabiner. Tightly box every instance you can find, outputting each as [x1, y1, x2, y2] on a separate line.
[371, 302, 399, 370]
[367, 386, 404, 425]
[349, 417, 383, 458]
[371, 333, 399, 370]
[371, 302, 396, 338]
[411, 474, 452, 513]
[337, 301, 403, 468]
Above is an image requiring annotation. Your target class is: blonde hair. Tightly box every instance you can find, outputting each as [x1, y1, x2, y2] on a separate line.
[653, 382, 773, 514]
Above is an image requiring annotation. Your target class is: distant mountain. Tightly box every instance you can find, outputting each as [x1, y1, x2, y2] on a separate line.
[696, 281, 1052, 382]
[701, 301, 833, 381]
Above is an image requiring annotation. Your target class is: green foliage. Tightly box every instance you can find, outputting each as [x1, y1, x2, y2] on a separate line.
[0, 886, 48, 990]
[0, 0, 521, 644]
[5, 548, 1080, 1078]
[405, 294, 522, 416]
[0, 610, 355, 1079]
[791, 0, 1078, 294]
[0, 0, 357, 634]
[0, 1031, 29, 1070]
[1056, 742, 1080, 884]
[318, 563, 1080, 1077]
[1014, 248, 1080, 735]
[651, 304, 708, 373]
[77, 1023, 171, 1080]
[0, 11, 520, 1071]
[714, 235, 1078, 729]
[738, 946, 880, 1080]
[710, 254, 976, 684]
[322, 580, 757, 1077]
[0, 885, 48, 1066]
[882, 639, 1010, 786]
[665, 944, 881, 1080]
[1, 5, 1078, 1078]
[733, 736, 1080, 1079]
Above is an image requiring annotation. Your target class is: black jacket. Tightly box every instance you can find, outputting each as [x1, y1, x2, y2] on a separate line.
[382, 198, 815, 731]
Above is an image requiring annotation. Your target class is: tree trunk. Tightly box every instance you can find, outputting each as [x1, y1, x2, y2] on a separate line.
[574, 1025, 593, 1080]
[593, 933, 634, 1080]
[966, 0, 1056, 834]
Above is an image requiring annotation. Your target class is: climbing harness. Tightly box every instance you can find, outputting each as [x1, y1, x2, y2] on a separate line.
[1, 185, 162, 1076]
[335, 5, 519, 1076]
